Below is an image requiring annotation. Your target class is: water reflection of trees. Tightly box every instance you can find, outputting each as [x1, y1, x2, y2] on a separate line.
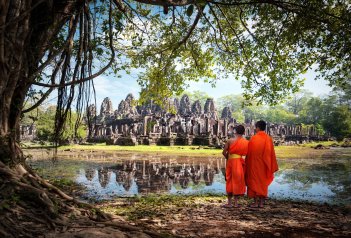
[277, 160, 351, 201]
[86, 158, 226, 193]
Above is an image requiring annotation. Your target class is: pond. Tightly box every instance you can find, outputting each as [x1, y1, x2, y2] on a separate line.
[27, 148, 351, 205]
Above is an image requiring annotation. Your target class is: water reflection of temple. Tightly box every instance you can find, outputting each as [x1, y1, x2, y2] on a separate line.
[114, 161, 136, 191]
[98, 167, 111, 188]
[85, 168, 95, 181]
[89, 158, 226, 193]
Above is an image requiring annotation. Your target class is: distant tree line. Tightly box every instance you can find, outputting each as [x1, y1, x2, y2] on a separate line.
[185, 89, 351, 140]
[21, 105, 86, 143]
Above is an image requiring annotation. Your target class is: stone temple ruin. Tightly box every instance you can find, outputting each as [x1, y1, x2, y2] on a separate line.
[86, 94, 327, 146]
[19, 124, 36, 141]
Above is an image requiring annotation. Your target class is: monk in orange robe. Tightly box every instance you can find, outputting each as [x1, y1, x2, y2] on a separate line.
[246, 120, 278, 208]
[222, 125, 249, 208]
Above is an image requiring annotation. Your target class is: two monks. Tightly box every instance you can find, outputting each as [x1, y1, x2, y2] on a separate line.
[222, 121, 278, 208]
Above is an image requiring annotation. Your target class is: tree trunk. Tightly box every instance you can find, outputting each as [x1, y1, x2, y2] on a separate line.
[0, 0, 31, 165]
[0, 2, 95, 234]
[0, 0, 83, 166]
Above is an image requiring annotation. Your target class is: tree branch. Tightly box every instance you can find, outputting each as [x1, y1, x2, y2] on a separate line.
[133, 0, 197, 6]
[32, 2, 116, 89]
[161, 4, 205, 72]
[22, 88, 54, 114]
[0, 0, 46, 32]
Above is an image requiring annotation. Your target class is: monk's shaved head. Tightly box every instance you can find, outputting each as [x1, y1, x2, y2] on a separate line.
[235, 125, 245, 135]
[255, 120, 266, 131]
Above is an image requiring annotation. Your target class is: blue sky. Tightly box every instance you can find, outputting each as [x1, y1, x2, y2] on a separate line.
[41, 68, 332, 110]
[90, 69, 332, 110]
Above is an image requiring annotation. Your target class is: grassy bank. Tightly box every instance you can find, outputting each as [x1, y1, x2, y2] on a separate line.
[22, 141, 351, 159]
[62, 144, 222, 155]
[59, 142, 344, 159]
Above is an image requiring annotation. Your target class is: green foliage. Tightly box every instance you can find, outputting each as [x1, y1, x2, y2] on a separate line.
[217, 94, 244, 113]
[215, 89, 350, 140]
[285, 90, 313, 115]
[181, 90, 211, 106]
[23, 0, 351, 140]
[35, 106, 56, 141]
[127, 1, 349, 106]
[322, 105, 351, 140]
[232, 111, 245, 123]
[264, 106, 296, 124]
[333, 82, 351, 108]
[21, 106, 86, 142]
[297, 97, 325, 124]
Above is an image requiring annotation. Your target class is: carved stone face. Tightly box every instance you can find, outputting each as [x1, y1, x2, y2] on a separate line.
[100, 97, 113, 116]
[221, 106, 232, 119]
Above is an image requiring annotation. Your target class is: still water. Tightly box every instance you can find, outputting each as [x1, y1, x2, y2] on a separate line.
[28, 148, 351, 205]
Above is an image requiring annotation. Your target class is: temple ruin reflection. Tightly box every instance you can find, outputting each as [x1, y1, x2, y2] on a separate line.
[97, 167, 111, 188]
[85, 168, 95, 181]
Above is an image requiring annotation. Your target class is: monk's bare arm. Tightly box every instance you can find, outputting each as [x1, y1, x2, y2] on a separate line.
[222, 140, 230, 159]
[270, 137, 279, 172]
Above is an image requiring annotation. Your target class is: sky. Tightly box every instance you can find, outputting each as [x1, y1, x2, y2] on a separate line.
[90, 69, 332, 110]
[41, 68, 332, 111]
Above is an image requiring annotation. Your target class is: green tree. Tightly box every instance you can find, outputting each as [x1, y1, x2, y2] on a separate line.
[297, 97, 325, 124]
[21, 105, 87, 142]
[264, 106, 296, 124]
[218, 94, 297, 123]
[323, 105, 351, 140]
[232, 111, 245, 123]
[285, 90, 313, 115]
[217, 94, 245, 121]
[182, 90, 211, 106]
[333, 83, 351, 109]
[217, 94, 244, 113]
[217, 94, 266, 123]
[35, 106, 56, 141]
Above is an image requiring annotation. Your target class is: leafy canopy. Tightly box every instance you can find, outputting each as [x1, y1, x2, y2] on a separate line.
[113, 0, 351, 105]
[24, 0, 351, 139]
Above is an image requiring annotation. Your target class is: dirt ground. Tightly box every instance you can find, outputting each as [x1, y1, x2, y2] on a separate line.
[95, 196, 351, 238]
[7, 196, 349, 238]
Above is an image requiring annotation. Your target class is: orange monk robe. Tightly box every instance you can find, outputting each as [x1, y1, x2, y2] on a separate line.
[246, 131, 278, 198]
[226, 137, 249, 195]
